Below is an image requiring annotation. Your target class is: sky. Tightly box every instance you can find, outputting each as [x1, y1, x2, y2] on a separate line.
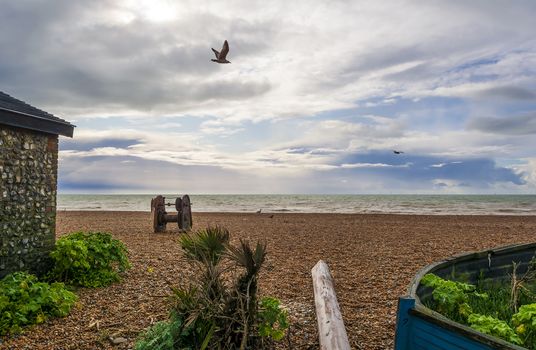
[1, 0, 536, 194]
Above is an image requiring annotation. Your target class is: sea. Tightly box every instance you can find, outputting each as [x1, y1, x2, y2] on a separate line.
[57, 194, 536, 215]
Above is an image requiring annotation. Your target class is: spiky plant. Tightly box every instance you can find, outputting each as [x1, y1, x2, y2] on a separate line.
[138, 227, 285, 350]
[180, 226, 230, 300]
[226, 239, 267, 349]
[179, 226, 230, 266]
[228, 239, 267, 301]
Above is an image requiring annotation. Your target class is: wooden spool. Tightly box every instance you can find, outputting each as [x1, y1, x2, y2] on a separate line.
[179, 194, 192, 231]
[151, 195, 166, 233]
[150, 194, 192, 233]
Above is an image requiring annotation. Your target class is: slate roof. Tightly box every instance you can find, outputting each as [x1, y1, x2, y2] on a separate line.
[0, 91, 74, 137]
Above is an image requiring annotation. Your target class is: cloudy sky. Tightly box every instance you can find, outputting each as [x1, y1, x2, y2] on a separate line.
[1, 0, 536, 194]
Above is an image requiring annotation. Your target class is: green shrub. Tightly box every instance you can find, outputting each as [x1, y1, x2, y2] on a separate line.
[468, 314, 522, 345]
[0, 272, 77, 335]
[49, 231, 130, 287]
[258, 297, 289, 341]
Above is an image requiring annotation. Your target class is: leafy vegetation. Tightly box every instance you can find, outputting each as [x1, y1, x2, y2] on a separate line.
[421, 273, 487, 322]
[512, 303, 536, 346]
[0, 272, 77, 335]
[135, 226, 289, 349]
[468, 314, 522, 345]
[423, 271, 536, 348]
[0, 231, 130, 336]
[49, 231, 130, 287]
[134, 313, 187, 350]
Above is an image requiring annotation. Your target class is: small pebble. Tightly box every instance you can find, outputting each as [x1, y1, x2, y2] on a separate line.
[111, 337, 128, 345]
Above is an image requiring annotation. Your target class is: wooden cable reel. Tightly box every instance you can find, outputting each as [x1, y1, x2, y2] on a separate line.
[150, 195, 192, 233]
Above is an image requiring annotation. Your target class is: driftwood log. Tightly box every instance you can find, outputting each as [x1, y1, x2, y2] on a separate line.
[311, 260, 351, 350]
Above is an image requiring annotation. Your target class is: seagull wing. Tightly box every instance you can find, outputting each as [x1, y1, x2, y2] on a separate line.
[211, 48, 220, 59]
[220, 40, 229, 59]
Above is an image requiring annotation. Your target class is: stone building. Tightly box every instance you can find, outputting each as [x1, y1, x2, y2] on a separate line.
[0, 91, 74, 278]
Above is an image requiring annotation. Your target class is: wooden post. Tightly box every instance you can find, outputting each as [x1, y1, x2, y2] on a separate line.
[311, 260, 351, 350]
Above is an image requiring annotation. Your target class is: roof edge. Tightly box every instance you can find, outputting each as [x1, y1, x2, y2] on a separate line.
[0, 109, 75, 137]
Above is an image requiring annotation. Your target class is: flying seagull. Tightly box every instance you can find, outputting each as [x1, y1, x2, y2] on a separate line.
[393, 150, 404, 154]
[211, 40, 231, 64]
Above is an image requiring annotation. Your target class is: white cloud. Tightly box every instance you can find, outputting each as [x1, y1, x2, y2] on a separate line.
[2, 1, 536, 193]
[340, 162, 411, 169]
[513, 158, 536, 189]
[2, 1, 535, 122]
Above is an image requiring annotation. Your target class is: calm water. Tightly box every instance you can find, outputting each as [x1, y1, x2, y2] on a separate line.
[57, 194, 536, 215]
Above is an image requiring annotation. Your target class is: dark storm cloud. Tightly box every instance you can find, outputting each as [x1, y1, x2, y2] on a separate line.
[338, 152, 524, 187]
[467, 113, 536, 135]
[60, 180, 135, 191]
[475, 86, 536, 101]
[60, 137, 141, 151]
[0, 1, 273, 111]
[58, 155, 265, 193]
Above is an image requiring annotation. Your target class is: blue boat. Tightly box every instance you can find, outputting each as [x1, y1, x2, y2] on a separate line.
[394, 242, 536, 350]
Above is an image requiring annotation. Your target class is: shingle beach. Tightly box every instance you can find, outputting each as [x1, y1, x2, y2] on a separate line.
[2, 211, 536, 350]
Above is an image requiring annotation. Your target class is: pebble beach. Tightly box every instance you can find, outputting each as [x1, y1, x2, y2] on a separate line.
[2, 211, 536, 350]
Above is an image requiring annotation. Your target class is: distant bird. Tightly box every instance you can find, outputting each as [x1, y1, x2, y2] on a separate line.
[393, 150, 404, 154]
[269, 214, 274, 219]
[256, 209, 262, 214]
[211, 40, 231, 64]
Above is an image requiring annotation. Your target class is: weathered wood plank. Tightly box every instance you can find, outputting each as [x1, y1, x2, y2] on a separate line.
[311, 260, 351, 350]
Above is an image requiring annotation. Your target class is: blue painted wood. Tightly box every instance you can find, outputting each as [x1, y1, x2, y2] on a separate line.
[394, 296, 415, 349]
[394, 296, 506, 350]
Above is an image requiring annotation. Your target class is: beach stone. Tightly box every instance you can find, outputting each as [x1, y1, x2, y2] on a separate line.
[110, 337, 128, 345]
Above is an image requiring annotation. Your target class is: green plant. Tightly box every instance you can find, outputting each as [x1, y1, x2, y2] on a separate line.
[468, 314, 522, 345]
[180, 226, 229, 265]
[0, 272, 77, 335]
[420, 271, 536, 348]
[169, 285, 217, 350]
[179, 226, 228, 301]
[421, 273, 488, 321]
[512, 303, 536, 346]
[258, 297, 289, 341]
[135, 320, 175, 350]
[136, 226, 287, 349]
[135, 313, 192, 350]
[49, 231, 130, 287]
[471, 279, 513, 321]
[215, 239, 268, 349]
